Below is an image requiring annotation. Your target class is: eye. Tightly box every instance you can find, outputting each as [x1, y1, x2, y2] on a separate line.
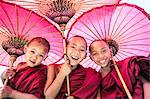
[92, 52, 98, 56]
[39, 55, 44, 58]
[30, 50, 35, 54]
[80, 49, 86, 52]
[102, 49, 107, 53]
[70, 45, 75, 48]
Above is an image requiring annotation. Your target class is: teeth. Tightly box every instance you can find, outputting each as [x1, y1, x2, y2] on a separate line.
[71, 56, 79, 60]
[99, 60, 105, 63]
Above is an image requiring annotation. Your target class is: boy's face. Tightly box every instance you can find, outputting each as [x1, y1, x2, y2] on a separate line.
[90, 41, 112, 68]
[24, 41, 48, 67]
[67, 37, 87, 66]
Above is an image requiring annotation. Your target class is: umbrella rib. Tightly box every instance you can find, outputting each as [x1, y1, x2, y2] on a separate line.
[5, 0, 40, 4]
[108, 5, 116, 39]
[0, 26, 12, 37]
[1, 4, 16, 35]
[120, 47, 150, 54]
[0, 18, 10, 32]
[113, 11, 144, 40]
[0, 53, 8, 64]
[20, 11, 32, 38]
[49, 51, 63, 58]
[120, 31, 150, 44]
[112, 6, 133, 39]
[116, 51, 130, 59]
[114, 54, 121, 61]
[16, 5, 19, 37]
[96, 8, 105, 39]
[103, 6, 107, 39]
[110, 5, 124, 39]
[71, 26, 96, 40]
[116, 23, 150, 42]
[87, 11, 103, 39]
[118, 24, 150, 41]
[121, 43, 150, 47]
[78, 18, 100, 39]
[23, 16, 45, 37]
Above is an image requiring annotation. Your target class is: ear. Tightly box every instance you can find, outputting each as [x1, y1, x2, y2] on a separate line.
[23, 45, 28, 53]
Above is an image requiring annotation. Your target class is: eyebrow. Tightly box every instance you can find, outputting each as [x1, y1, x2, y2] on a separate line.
[31, 48, 45, 54]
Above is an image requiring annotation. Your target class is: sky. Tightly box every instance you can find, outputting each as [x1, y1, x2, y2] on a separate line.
[0, 0, 150, 87]
[121, 0, 150, 14]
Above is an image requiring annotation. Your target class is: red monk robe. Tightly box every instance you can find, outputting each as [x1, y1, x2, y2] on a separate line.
[101, 56, 150, 99]
[56, 64, 101, 99]
[8, 62, 47, 99]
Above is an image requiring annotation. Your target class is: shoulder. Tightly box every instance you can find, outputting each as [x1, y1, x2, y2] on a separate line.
[84, 67, 100, 77]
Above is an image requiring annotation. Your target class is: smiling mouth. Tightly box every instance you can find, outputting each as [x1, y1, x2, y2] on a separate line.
[30, 60, 36, 64]
[98, 59, 106, 64]
[71, 56, 79, 61]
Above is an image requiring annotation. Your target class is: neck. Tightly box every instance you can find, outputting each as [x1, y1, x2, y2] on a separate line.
[71, 65, 78, 70]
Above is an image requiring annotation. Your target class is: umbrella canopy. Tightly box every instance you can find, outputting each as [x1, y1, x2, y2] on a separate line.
[0, 1, 64, 66]
[67, 3, 150, 70]
[3, 0, 121, 32]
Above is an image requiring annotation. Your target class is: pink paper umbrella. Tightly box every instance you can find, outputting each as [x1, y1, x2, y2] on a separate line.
[67, 3, 150, 98]
[3, 0, 121, 31]
[0, 1, 64, 67]
[2, 0, 121, 96]
[68, 3, 150, 69]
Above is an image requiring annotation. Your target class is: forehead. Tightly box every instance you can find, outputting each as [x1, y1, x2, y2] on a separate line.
[91, 41, 109, 49]
[69, 37, 86, 47]
[28, 41, 47, 50]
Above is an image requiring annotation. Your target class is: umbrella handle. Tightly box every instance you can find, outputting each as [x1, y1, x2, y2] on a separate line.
[3, 55, 17, 86]
[112, 57, 133, 99]
[60, 25, 71, 96]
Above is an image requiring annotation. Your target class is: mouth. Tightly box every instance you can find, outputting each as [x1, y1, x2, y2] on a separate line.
[98, 59, 107, 65]
[29, 60, 36, 64]
[70, 56, 79, 61]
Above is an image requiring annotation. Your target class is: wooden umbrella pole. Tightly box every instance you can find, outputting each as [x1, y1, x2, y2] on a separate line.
[4, 55, 17, 86]
[111, 57, 133, 99]
[60, 24, 70, 96]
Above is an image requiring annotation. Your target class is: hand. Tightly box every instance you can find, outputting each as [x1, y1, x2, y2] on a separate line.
[66, 96, 75, 99]
[2, 68, 16, 80]
[0, 86, 14, 98]
[59, 57, 72, 77]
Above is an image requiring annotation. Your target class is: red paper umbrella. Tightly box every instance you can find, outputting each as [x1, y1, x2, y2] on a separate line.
[67, 3, 150, 70]
[0, 1, 64, 67]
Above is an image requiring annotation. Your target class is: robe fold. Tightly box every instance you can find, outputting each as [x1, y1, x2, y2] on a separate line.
[56, 64, 101, 99]
[8, 62, 47, 99]
[101, 56, 150, 99]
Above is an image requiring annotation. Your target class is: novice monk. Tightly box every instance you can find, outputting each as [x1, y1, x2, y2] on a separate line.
[44, 36, 101, 99]
[1, 37, 50, 99]
[89, 40, 150, 99]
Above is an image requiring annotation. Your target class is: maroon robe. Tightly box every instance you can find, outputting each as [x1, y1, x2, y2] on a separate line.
[8, 62, 47, 99]
[56, 64, 101, 99]
[101, 56, 150, 99]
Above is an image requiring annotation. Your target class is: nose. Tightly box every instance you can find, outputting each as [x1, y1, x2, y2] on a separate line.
[97, 53, 104, 60]
[74, 49, 80, 56]
[31, 55, 37, 60]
